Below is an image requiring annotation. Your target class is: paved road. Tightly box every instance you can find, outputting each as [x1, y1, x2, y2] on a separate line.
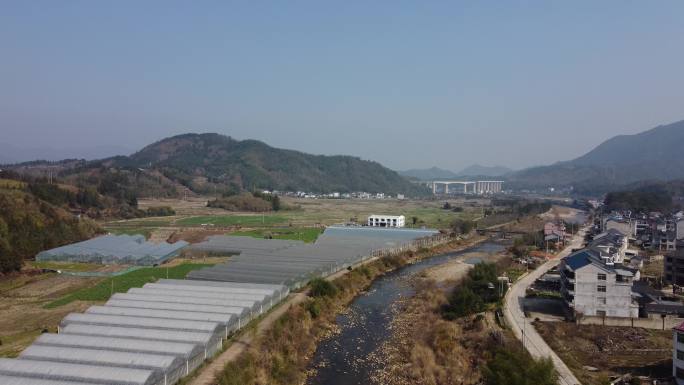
[503, 229, 587, 385]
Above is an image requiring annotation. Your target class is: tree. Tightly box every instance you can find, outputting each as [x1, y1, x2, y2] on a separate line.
[412, 216, 419, 225]
[271, 195, 281, 211]
[482, 347, 558, 385]
[443, 201, 452, 210]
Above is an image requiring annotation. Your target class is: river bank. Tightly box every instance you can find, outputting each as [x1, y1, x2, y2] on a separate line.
[212, 235, 487, 385]
[368, 251, 509, 385]
[305, 241, 508, 385]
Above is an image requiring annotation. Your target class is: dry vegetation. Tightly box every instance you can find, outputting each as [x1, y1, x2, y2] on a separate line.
[0, 273, 99, 357]
[535, 322, 673, 385]
[370, 250, 514, 385]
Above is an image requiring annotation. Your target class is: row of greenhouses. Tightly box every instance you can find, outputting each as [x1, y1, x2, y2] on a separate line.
[3, 227, 440, 384]
[36, 234, 189, 266]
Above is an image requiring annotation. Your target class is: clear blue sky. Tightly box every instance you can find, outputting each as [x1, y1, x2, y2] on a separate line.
[2, 1, 684, 170]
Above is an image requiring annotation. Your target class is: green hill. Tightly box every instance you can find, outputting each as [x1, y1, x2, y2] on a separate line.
[116, 133, 427, 195]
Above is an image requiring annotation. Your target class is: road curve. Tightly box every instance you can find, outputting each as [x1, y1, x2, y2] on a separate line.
[503, 229, 586, 385]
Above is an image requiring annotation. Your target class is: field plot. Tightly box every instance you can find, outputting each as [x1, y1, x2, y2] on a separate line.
[103, 197, 481, 243]
[230, 227, 324, 243]
[176, 214, 288, 227]
[0, 274, 98, 358]
[535, 321, 672, 384]
[45, 262, 214, 308]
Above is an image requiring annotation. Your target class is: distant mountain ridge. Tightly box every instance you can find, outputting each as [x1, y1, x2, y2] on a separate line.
[104, 133, 427, 195]
[399, 164, 512, 180]
[507, 119, 684, 193]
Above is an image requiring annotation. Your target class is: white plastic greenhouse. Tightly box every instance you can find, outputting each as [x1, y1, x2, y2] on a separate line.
[20, 345, 184, 385]
[0, 358, 159, 385]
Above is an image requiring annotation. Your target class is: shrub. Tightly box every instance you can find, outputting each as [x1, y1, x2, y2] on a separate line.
[305, 300, 322, 318]
[482, 346, 558, 385]
[309, 278, 338, 297]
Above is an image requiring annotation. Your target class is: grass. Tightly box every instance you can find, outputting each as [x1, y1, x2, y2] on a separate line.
[0, 178, 26, 189]
[177, 215, 287, 227]
[44, 263, 214, 308]
[104, 226, 154, 238]
[28, 261, 104, 272]
[229, 227, 323, 243]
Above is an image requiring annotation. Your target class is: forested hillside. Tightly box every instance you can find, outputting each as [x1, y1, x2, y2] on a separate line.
[604, 180, 684, 212]
[117, 133, 427, 195]
[0, 182, 101, 273]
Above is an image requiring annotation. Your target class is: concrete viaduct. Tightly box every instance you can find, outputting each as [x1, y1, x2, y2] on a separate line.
[430, 180, 503, 195]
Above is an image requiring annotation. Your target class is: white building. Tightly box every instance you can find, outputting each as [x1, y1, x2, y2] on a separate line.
[560, 248, 639, 318]
[674, 322, 684, 384]
[367, 215, 405, 228]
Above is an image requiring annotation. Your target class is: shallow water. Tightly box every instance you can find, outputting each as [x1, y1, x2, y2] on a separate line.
[305, 241, 506, 385]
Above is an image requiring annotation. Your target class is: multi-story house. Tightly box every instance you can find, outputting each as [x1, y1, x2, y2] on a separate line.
[560, 248, 639, 318]
[673, 322, 684, 384]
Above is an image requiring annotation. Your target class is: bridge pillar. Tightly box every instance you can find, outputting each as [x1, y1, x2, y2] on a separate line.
[432, 182, 436, 194]
[444, 183, 449, 194]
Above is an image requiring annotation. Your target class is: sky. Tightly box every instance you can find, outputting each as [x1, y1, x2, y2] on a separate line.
[2, 1, 684, 170]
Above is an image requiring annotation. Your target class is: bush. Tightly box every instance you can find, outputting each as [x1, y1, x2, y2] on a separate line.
[442, 262, 506, 319]
[145, 206, 175, 216]
[309, 278, 338, 297]
[482, 346, 557, 385]
[305, 300, 322, 318]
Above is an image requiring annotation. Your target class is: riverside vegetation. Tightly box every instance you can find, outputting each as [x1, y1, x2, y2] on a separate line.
[215, 239, 469, 385]
[374, 259, 558, 385]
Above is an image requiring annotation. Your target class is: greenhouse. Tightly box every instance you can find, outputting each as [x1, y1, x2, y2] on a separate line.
[85, 306, 240, 336]
[104, 299, 252, 328]
[59, 324, 222, 359]
[34, 334, 204, 375]
[157, 279, 290, 301]
[127, 287, 272, 314]
[36, 234, 189, 266]
[0, 358, 159, 385]
[20, 345, 184, 385]
[142, 282, 281, 310]
[0, 375, 100, 385]
[110, 292, 261, 317]
[59, 313, 224, 336]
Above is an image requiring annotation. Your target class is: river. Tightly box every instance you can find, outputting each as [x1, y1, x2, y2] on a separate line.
[305, 241, 506, 385]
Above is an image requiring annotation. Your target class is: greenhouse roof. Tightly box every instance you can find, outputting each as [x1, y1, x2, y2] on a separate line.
[36, 234, 188, 266]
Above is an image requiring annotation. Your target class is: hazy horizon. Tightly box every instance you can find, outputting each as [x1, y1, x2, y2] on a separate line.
[2, 2, 684, 170]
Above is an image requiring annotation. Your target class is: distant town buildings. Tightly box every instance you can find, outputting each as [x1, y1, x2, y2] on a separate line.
[367, 215, 406, 228]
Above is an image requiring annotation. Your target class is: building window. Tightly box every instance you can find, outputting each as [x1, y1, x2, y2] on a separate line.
[597, 285, 606, 293]
[597, 297, 606, 305]
[678, 333, 684, 344]
[597, 273, 606, 281]
[677, 366, 684, 379]
[678, 350, 684, 360]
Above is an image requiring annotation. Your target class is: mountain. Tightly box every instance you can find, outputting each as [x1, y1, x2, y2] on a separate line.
[106, 133, 427, 195]
[507, 119, 684, 193]
[398, 167, 459, 181]
[455, 164, 512, 177]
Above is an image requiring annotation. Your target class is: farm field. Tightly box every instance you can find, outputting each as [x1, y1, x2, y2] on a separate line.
[107, 197, 484, 243]
[0, 260, 216, 358]
[229, 227, 324, 243]
[535, 321, 672, 384]
[44, 262, 215, 308]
